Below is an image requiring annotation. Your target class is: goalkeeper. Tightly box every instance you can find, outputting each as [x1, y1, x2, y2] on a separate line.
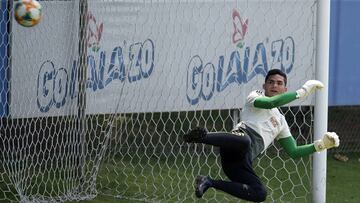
[183, 69, 340, 202]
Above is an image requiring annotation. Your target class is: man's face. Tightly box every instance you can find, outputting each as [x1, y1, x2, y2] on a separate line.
[263, 74, 287, 97]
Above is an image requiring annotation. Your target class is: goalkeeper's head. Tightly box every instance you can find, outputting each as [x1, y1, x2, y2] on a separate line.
[263, 69, 288, 97]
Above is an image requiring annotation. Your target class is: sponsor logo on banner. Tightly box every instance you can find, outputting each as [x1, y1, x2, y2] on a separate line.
[232, 9, 248, 49]
[186, 9, 295, 105]
[36, 12, 155, 112]
[87, 12, 103, 53]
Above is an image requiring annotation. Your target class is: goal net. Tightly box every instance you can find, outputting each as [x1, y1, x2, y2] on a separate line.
[1, 0, 318, 202]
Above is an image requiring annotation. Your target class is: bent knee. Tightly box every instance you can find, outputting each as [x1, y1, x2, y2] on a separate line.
[254, 185, 267, 202]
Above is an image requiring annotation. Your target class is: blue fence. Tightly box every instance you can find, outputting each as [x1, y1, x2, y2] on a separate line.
[329, 0, 360, 106]
[0, 1, 9, 117]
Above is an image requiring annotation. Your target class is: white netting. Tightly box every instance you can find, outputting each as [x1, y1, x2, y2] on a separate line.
[0, 0, 317, 202]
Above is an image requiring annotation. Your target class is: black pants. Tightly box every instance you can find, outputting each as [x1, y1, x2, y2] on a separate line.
[202, 132, 267, 202]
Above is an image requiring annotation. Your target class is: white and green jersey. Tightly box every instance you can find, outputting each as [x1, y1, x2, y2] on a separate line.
[232, 90, 317, 160]
[237, 90, 292, 154]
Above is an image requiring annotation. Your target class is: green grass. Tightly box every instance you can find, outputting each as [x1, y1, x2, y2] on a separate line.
[73, 153, 360, 203]
[327, 153, 360, 203]
[1, 153, 359, 203]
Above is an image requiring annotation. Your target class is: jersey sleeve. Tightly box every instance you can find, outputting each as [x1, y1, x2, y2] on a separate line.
[246, 90, 263, 106]
[278, 136, 316, 159]
[253, 92, 298, 109]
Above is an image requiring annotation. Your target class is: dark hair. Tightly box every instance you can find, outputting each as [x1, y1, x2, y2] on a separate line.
[265, 69, 287, 86]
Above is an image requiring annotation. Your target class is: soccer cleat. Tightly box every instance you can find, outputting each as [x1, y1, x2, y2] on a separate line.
[195, 175, 212, 198]
[183, 127, 207, 143]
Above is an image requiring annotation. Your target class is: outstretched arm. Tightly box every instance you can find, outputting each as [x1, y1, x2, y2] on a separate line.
[254, 92, 297, 109]
[278, 136, 316, 159]
[279, 132, 340, 159]
[254, 80, 324, 109]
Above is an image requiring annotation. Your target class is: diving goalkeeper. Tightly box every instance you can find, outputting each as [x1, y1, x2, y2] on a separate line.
[183, 69, 340, 202]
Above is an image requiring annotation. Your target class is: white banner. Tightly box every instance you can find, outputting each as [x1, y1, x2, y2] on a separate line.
[11, 0, 316, 118]
[11, 1, 79, 118]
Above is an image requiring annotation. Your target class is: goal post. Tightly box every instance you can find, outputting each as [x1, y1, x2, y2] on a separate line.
[313, 0, 331, 202]
[0, 0, 330, 202]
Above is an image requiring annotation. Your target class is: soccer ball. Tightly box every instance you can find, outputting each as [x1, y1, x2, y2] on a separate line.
[14, 0, 42, 27]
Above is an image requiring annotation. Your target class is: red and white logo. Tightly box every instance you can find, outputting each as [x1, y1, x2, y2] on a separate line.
[232, 9, 248, 48]
[87, 12, 104, 52]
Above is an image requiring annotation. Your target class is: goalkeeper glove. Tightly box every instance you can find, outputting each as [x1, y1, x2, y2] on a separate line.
[296, 80, 324, 99]
[314, 132, 340, 152]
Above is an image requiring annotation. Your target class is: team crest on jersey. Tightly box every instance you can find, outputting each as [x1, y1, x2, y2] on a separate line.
[270, 116, 279, 128]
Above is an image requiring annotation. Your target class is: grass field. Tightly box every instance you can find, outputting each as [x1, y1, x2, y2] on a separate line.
[1, 152, 359, 203]
[327, 153, 360, 203]
[69, 153, 360, 203]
